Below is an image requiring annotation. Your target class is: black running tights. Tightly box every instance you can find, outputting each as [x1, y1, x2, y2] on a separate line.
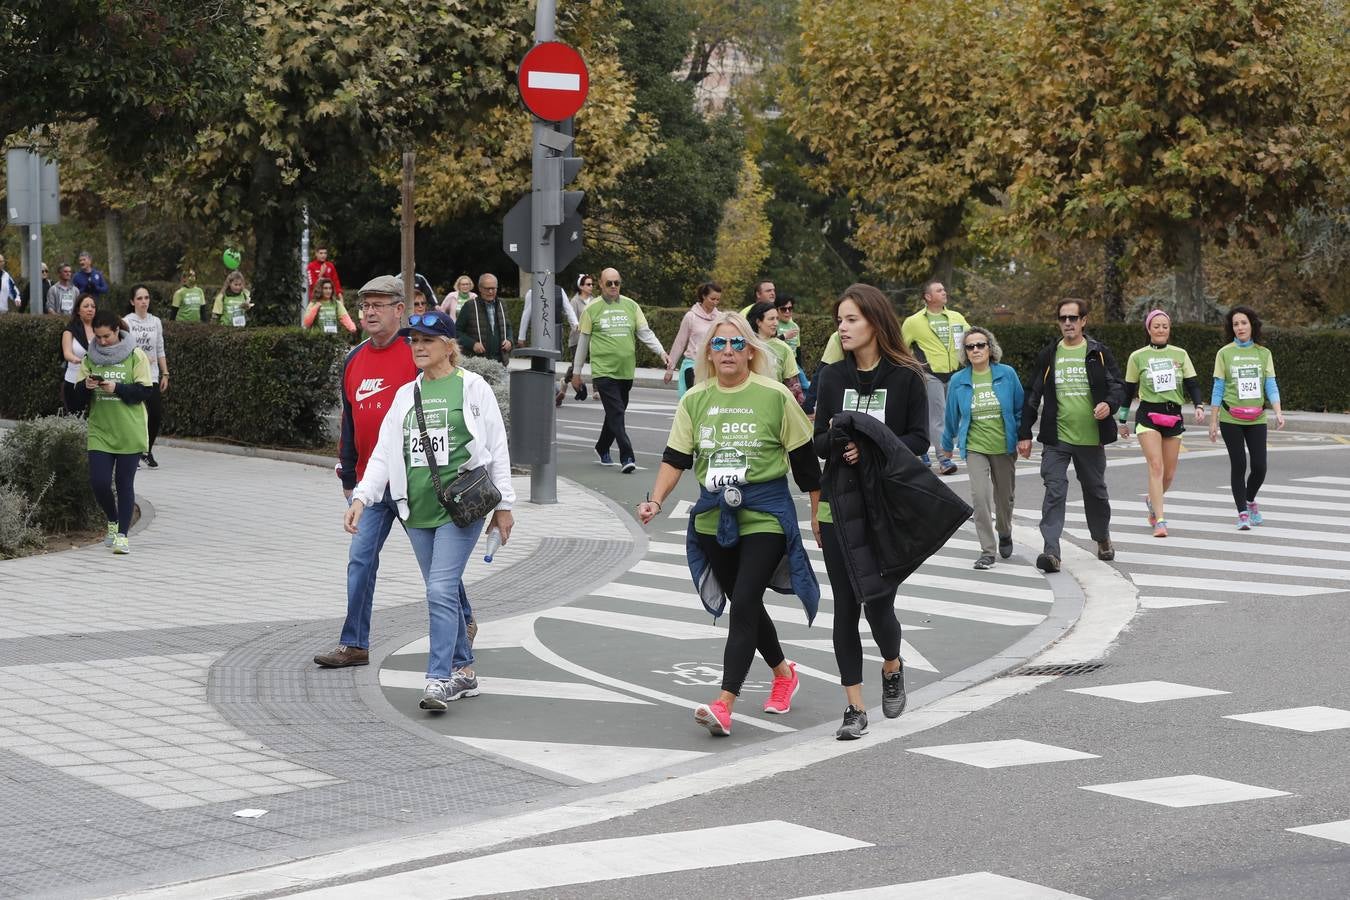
[89, 450, 139, 535]
[820, 522, 902, 686]
[695, 531, 787, 695]
[1219, 421, 1267, 513]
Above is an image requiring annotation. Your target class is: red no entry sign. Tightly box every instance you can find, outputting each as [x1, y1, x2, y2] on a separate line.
[517, 41, 590, 122]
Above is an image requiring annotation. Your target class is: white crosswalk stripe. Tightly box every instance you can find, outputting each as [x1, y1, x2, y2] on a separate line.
[791, 872, 1092, 899]
[284, 820, 871, 899]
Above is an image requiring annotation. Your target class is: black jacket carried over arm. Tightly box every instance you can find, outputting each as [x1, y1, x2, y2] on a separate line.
[821, 411, 973, 605]
[1017, 335, 1126, 446]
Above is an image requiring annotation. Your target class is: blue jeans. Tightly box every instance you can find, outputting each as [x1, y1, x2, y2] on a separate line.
[405, 518, 484, 679]
[340, 490, 475, 652]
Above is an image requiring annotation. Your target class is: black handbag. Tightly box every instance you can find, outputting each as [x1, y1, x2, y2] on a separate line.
[413, 384, 502, 528]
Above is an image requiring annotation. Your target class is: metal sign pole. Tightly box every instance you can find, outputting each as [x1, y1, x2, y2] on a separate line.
[27, 152, 43, 314]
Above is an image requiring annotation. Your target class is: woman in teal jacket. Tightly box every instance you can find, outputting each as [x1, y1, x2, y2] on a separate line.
[941, 325, 1023, 570]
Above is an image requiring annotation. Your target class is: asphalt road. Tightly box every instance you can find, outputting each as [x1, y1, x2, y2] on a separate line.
[352, 395, 1350, 900]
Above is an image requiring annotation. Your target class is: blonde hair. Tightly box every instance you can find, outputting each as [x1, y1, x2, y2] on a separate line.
[692, 312, 773, 384]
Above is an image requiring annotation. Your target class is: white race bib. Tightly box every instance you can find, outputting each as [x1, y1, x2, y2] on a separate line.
[324, 324, 338, 334]
[408, 427, 449, 468]
[843, 388, 888, 422]
[1234, 365, 1261, 400]
[61, 297, 74, 315]
[232, 315, 246, 327]
[951, 324, 965, 351]
[704, 447, 748, 491]
[1147, 359, 1176, 393]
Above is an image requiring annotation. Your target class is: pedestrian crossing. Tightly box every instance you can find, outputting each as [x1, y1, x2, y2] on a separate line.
[278, 817, 1099, 899]
[379, 501, 1050, 786]
[1016, 475, 1350, 606]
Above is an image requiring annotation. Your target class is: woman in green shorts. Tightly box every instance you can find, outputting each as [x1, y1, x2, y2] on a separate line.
[748, 301, 804, 405]
[1118, 309, 1206, 538]
[78, 308, 154, 554]
[637, 312, 821, 737]
[1208, 305, 1284, 530]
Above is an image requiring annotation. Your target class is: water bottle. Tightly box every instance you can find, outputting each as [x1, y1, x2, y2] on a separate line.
[483, 527, 502, 563]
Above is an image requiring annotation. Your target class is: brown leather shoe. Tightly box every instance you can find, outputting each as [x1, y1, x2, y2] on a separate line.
[314, 645, 369, 668]
[1097, 539, 1115, 561]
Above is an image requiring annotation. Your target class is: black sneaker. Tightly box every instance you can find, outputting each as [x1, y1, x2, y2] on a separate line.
[145, 453, 159, 469]
[620, 459, 637, 474]
[998, 533, 1013, 558]
[1036, 553, 1061, 573]
[595, 449, 616, 466]
[835, 705, 869, 740]
[974, 554, 995, 570]
[881, 667, 906, 718]
[1097, 539, 1115, 561]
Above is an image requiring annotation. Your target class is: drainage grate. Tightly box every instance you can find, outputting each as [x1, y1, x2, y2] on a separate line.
[1007, 662, 1106, 677]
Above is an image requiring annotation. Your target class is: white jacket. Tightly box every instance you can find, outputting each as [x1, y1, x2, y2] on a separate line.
[353, 367, 515, 521]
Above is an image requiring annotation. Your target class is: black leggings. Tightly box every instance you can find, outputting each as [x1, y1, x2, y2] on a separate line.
[89, 450, 139, 534]
[1219, 421, 1268, 513]
[821, 522, 902, 686]
[696, 531, 787, 695]
[145, 384, 163, 450]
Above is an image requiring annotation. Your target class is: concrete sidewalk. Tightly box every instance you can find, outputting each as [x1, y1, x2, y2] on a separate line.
[0, 443, 638, 899]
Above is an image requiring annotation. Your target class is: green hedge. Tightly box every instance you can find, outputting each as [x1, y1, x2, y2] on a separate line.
[0, 416, 102, 534]
[0, 315, 345, 447]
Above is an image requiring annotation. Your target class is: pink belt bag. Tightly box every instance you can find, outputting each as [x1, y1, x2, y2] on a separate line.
[1146, 412, 1182, 428]
[1225, 404, 1264, 421]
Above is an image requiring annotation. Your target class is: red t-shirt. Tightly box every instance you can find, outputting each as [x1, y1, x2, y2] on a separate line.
[338, 338, 418, 487]
[306, 259, 343, 298]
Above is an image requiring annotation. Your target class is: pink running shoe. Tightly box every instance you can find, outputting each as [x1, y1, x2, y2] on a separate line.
[763, 661, 800, 714]
[694, 700, 732, 736]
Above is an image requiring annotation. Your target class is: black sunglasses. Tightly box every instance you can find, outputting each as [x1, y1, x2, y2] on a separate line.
[964, 341, 989, 351]
[604, 279, 622, 287]
[1058, 314, 1083, 323]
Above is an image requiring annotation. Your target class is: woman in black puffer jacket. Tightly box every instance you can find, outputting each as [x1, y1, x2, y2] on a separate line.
[812, 284, 930, 741]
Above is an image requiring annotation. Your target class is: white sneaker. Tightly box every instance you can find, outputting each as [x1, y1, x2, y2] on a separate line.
[419, 679, 450, 711]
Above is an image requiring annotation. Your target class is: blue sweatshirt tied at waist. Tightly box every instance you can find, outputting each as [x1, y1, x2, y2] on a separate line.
[686, 478, 820, 625]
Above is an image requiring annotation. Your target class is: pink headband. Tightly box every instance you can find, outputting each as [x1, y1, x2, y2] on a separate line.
[1145, 309, 1170, 330]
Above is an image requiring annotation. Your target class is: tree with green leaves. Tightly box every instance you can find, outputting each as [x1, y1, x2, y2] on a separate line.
[712, 151, 772, 300]
[785, 0, 1013, 288]
[1005, 0, 1342, 321]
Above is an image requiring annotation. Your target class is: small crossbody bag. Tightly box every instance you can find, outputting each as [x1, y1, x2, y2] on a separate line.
[413, 384, 501, 528]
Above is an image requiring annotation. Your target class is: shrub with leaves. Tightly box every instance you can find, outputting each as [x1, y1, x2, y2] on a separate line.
[0, 416, 103, 533]
[0, 485, 45, 559]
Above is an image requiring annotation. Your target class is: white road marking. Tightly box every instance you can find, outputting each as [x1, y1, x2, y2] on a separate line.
[1077, 499, 1350, 528]
[1288, 818, 1350, 846]
[1139, 596, 1226, 609]
[1112, 550, 1350, 582]
[1128, 572, 1342, 597]
[792, 871, 1092, 899]
[520, 631, 794, 733]
[1080, 774, 1290, 807]
[387, 613, 541, 654]
[1295, 476, 1350, 486]
[1224, 706, 1350, 732]
[450, 737, 708, 783]
[1168, 489, 1350, 514]
[633, 558, 1054, 606]
[1057, 522, 1350, 556]
[908, 738, 1098, 769]
[377, 669, 651, 705]
[1235, 483, 1350, 499]
[539, 606, 725, 641]
[895, 596, 1045, 627]
[1065, 680, 1229, 704]
[282, 820, 870, 899]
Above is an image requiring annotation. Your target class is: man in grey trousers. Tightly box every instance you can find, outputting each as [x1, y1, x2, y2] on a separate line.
[1016, 298, 1125, 573]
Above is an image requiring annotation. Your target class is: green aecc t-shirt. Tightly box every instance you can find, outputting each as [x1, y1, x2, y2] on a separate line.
[1054, 341, 1097, 446]
[965, 369, 1006, 456]
[1214, 343, 1275, 426]
[1125, 345, 1196, 406]
[79, 349, 152, 455]
[580, 296, 648, 380]
[402, 370, 473, 528]
[667, 373, 813, 536]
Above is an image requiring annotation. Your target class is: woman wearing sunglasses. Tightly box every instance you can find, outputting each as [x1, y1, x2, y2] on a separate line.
[665, 281, 722, 400]
[942, 326, 1023, 568]
[1117, 310, 1206, 538]
[345, 310, 515, 712]
[812, 284, 929, 739]
[747, 302, 805, 405]
[637, 312, 821, 737]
